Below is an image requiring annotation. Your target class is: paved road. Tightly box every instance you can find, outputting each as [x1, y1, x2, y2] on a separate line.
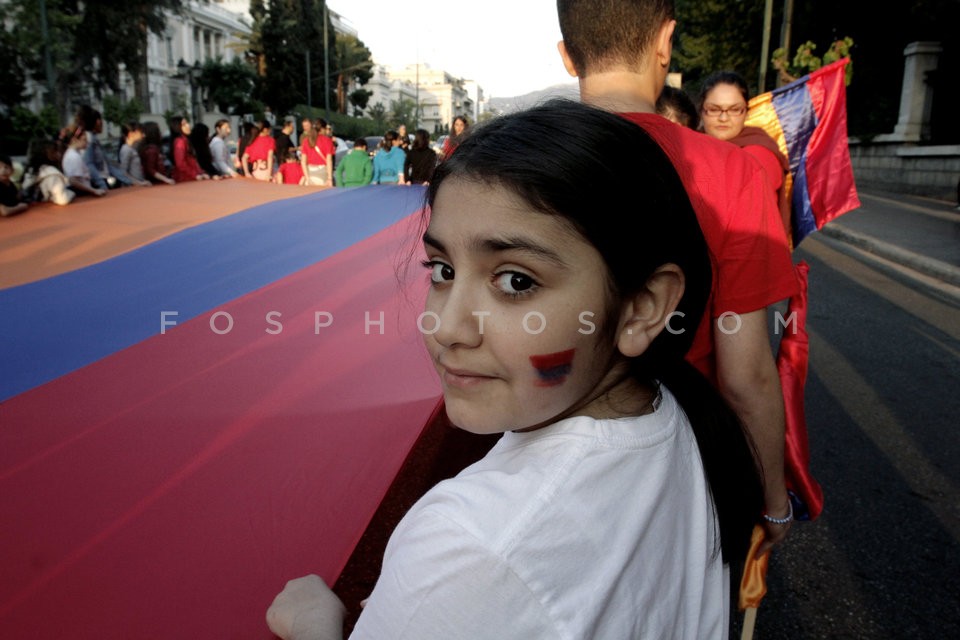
[739, 191, 960, 639]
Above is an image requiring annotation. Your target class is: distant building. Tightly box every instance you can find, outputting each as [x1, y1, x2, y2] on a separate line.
[378, 63, 479, 133]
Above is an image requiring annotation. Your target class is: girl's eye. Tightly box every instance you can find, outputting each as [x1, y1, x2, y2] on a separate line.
[494, 271, 538, 296]
[423, 260, 454, 284]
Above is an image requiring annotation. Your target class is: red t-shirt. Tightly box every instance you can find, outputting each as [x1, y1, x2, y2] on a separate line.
[300, 136, 335, 165]
[621, 113, 799, 382]
[245, 135, 276, 162]
[277, 162, 304, 185]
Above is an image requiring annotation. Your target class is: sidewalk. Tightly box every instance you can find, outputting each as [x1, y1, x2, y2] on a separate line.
[818, 189, 960, 287]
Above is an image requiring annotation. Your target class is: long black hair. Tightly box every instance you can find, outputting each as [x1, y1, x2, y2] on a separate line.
[427, 98, 763, 566]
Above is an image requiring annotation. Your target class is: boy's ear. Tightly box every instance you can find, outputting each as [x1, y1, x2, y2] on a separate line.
[654, 19, 676, 70]
[557, 41, 579, 78]
[617, 264, 685, 358]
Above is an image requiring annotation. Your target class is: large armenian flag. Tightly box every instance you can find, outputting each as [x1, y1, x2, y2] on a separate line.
[1, 181, 443, 638]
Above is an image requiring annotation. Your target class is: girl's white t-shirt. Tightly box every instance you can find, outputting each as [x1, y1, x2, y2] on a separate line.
[351, 387, 729, 640]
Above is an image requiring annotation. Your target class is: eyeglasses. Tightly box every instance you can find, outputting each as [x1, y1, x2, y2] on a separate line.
[702, 104, 747, 118]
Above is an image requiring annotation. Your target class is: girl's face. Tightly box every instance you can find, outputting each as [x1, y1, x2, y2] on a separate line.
[453, 119, 465, 135]
[423, 178, 629, 434]
[180, 119, 192, 136]
[700, 83, 747, 141]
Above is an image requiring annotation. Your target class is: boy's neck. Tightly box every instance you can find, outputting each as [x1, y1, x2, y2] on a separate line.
[578, 71, 659, 114]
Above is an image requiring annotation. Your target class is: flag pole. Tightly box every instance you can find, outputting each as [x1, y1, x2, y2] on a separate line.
[741, 607, 758, 640]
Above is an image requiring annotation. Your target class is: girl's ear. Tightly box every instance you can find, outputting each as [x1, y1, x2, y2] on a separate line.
[617, 264, 685, 358]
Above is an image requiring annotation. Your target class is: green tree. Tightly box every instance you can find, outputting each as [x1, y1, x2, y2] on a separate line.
[102, 94, 144, 128]
[198, 58, 260, 114]
[254, 0, 335, 115]
[673, 0, 766, 93]
[7, 0, 187, 120]
[366, 102, 387, 131]
[388, 99, 417, 129]
[772, 37, 854, 86]
[348, 89, 373, 116]
[333, 34, 374, 114]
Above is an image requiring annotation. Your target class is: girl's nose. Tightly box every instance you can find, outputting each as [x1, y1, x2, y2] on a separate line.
[428, 285, 484, 350]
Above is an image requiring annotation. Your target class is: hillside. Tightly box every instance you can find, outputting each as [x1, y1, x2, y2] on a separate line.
[487, 83, 579, 114]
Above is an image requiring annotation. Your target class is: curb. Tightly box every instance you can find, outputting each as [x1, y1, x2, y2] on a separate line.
[819, 223, 960, 288]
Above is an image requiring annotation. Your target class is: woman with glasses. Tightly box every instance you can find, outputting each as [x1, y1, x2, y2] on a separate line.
[699, 71, 791, 236]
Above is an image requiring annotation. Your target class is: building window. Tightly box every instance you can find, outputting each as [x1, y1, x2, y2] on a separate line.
[204, 31, 212, 61]
[166, 36, 174, 67]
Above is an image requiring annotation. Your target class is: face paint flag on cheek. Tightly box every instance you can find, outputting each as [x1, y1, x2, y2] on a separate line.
[530, 348, 575, 387]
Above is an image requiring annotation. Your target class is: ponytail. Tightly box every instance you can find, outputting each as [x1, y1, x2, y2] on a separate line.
[657, 360, 763, 567]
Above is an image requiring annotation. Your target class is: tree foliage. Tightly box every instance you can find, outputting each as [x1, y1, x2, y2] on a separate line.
[334, 35, 373, 114]
[6, 0, 185, 120]
[198, 58, 260, 114]
[673, 0, 765, 93]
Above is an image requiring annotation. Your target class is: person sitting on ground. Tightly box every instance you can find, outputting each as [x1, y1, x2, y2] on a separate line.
[20, 139, 74, 205]
[0, 153, 29, 216]
[335, 138, 373, 188]
[138, 121, 176, 185]
[656, 84, 700, 130]
[118, 122, 151, 186]
[60, 125, 107, 197]
[371, 130, 406, 185]
[274, 148, 306, 185]
[404, 128, 438, 185]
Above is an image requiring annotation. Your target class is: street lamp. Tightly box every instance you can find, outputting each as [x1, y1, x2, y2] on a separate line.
[176, 59, 202, 123]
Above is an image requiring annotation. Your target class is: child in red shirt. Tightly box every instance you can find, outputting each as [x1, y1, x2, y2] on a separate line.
[274, 149, 305, 185]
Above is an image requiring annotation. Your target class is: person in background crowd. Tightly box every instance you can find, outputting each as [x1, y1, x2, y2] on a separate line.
[698, 70, 791, 237]
[21, 139, 75, 205]
[190, 122, 221, 179]
[117, 122, 151, 186]
[274, 148, 306, 185]
[556, 0, 798, 554]
[656, 85, 700, 130]
[243, 120, 276, 181]
[335, 138, 373, 187]
[275, 119, 296, 172]
[169, 115, 210, 182]
[139, 121, 176, 185]
[372, 130, 406, 185]
[396, 123, 410, 151]
[60, 125, 107, 197]
[404, 128, 437, 185]
[210, 119, 238, 178]
[441, 115, 469, 159]
[0, 153, 29, 216]
[300, 118, 334, 186]
[237, 121, 259, 176]
[76, 105, 129, 189]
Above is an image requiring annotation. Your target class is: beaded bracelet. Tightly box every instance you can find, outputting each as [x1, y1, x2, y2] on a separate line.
[762, 500, 794, 525]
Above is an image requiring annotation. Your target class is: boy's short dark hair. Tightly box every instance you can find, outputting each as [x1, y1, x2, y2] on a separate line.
[557, 0, 674, 76]
[353, 138, 367, 148]
[0, 154, 12, 168]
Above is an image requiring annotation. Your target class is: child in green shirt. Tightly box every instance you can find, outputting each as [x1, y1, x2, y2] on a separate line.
[335, 139, 373, 187]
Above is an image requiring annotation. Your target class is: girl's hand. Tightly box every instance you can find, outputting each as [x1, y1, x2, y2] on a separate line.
[266, 574, 345, 640]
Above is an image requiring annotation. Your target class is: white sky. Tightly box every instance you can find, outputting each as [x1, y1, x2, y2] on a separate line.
[327, 0, 576, 98]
